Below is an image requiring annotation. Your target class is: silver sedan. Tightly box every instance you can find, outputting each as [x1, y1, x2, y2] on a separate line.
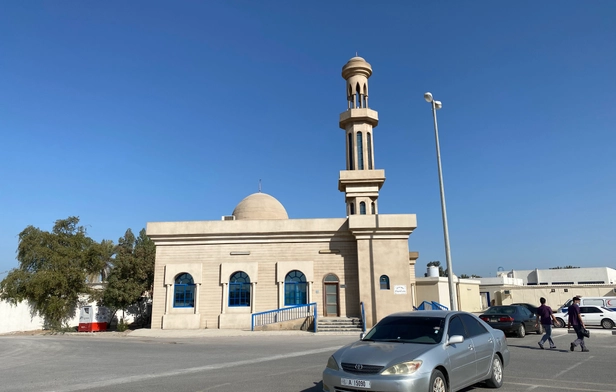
[322, 310, 509, 392]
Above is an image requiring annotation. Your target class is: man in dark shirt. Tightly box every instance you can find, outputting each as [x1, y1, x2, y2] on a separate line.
[567, 296, 589, 352]
[536, 297, 557, 349]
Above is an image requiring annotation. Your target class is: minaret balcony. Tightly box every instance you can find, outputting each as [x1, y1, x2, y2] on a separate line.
[338, 169, 385, 192]
[339, 108, 379, 129]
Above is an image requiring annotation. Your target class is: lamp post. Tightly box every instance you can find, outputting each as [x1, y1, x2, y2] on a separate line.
[424, 92, 458, 311]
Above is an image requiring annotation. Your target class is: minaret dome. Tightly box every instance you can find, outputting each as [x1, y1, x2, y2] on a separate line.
[342, 56, 372, 110]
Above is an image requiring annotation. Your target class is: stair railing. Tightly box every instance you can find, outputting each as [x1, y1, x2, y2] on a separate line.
[360, 301, 366, 332]
[251, 302, 317, 332]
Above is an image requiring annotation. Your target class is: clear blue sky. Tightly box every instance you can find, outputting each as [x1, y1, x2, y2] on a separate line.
[1, 1, 615, 279]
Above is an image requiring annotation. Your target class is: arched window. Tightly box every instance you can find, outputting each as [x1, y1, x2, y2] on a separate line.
[174, 273, 195, 307]
[348, 85, 353, 108]
[380, 275, 390, 290]
[363, 83, 368, 107]
[357, 132, 364, 169]
[371, 202, 375, 214]
[348, 132, 354, 170]
[285, 270, 307, 306]
[360, 202, 366, 215]
[349, 202, 355, 215]
[229, 271, 251, 307]
[367, 132, 373, 170]
[324, 273, 339, 282]
[356, 82, 361, 108]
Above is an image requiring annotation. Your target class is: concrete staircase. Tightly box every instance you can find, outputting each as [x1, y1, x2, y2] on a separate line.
[317, 317, 364, 333]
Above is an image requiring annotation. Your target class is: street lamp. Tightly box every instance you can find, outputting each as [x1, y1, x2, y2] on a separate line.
[424, 92, 458, 311]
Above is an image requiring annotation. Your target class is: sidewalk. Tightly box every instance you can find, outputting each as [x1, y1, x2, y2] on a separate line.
[126, 328, 317, 338]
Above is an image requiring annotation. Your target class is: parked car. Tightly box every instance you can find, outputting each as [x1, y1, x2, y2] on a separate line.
[511, 302, 538, 315]
[557, 296, 616, 313]
[552, 305, 616, 329]
[511, 303, 542, 333]
[322, 311, 510, 392]
[479, 305, 541, 337]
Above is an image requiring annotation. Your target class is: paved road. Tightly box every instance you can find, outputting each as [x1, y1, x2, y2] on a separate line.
[0, 329, 614, 392]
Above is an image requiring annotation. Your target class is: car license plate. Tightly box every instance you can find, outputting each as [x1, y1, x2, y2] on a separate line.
[490, 318, 498, 322]
[341, 378, 371, 388]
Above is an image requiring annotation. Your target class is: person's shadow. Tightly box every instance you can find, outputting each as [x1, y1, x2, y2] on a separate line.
[507, 343, 568, 352]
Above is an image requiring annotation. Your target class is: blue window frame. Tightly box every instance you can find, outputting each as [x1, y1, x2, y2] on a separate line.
[229, 271, 251, 307]
[174, 273, 195, 307]
[348, 132, 354, 170]
[367, 132, 373, 170]
[285, 270, 307, 306]
[360, 201, 366, 215]
[380, 275, 390, 290]
[357, 132, 364, 169]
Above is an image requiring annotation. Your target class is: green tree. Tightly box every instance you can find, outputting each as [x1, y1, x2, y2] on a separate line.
[86, 239, 115, 284]
[102, 228, 155, 327]
[459, 274, 482, 279]
[0, 217, 101, 330]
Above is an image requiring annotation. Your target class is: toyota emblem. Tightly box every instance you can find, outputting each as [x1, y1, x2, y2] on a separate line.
[355, 364, 363, 370]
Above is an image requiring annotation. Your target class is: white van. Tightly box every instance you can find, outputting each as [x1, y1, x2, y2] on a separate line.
[559, 296, 616, 313]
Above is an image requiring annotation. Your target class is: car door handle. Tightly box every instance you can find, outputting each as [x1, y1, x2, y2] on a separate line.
[488, 338, 493, 343]
[468, 345, 474, 351]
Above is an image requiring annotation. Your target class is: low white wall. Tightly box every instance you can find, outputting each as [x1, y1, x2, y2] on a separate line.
[0, 300, 45, 334]
[0, 298, 138, 334]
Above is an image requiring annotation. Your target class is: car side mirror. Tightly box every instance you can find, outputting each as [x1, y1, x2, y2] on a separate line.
[360, 332, 365, 340]
[447, 335, 464, 345]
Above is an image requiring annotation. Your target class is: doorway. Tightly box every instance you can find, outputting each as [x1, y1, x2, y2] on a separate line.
[323, 273, 339, 317]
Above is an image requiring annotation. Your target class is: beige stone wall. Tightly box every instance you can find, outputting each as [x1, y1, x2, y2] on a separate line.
[150, 237, 358, 329]
[149, 214, 416, 330]
[415, 282, 441, 307]
[415, 278, 481, 312]
[457, 281, 482, 312]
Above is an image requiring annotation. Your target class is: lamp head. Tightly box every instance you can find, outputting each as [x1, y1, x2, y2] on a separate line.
[434, 101, 442, 110]
[424, 92, 433, 103]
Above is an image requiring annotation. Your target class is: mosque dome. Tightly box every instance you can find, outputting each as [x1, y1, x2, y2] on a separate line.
[232, 192, 289, 220]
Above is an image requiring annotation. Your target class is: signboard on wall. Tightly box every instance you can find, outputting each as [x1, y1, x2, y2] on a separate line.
[394, 285, 407, 295]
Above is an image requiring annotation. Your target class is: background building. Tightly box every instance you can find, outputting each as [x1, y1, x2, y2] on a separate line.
[479, 267, 616, 309]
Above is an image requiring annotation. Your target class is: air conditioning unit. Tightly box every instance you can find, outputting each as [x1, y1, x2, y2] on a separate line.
[221, 215, 236, 221]
[503, 290, 511, 295]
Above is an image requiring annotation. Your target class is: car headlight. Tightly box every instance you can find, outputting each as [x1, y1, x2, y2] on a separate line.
[381, 360, 423, 375]
[326, 356, 339, 371]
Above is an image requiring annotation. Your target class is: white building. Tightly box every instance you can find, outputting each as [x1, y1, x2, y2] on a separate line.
[502, 267, 616, 286]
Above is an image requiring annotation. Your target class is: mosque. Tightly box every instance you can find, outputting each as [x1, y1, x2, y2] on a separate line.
[146, 56, 419, 330]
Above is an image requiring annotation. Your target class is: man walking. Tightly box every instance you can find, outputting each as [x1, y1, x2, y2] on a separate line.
[567, 296, 589, 352]
[536, 297, 557, 349]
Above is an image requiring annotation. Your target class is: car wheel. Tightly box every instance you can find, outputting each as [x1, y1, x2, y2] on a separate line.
[536, 324, 543, 335]
[429, 369, 448, 392]
[517, 323, 526, 338]
[485, 355, 504, 388]
[555, 318, 565, 328]
[601, 319, 615, 329]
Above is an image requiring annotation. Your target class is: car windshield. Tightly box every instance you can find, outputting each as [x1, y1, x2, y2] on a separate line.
[484, 306, 516, 315]
[602, 307, 614, 312]
[363, 316, 445, 344]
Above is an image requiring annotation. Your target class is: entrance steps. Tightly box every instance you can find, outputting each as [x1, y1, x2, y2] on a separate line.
[317, 317, 364, 333]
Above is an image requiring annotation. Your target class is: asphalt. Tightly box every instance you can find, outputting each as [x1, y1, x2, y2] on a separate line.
[3, 325, 614, 339]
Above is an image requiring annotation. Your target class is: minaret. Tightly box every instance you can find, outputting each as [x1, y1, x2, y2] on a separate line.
[338, 56, 385, 216]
